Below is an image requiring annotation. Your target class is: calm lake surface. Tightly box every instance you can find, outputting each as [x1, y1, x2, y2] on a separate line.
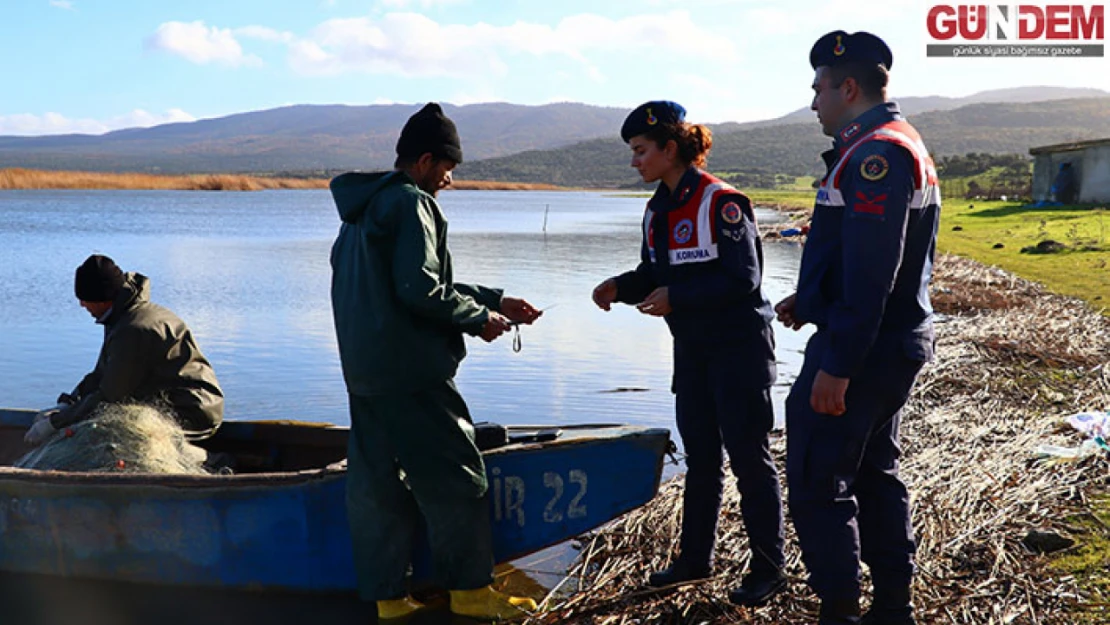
[0, 188, 814, 593]
[0, 189, 811, 439]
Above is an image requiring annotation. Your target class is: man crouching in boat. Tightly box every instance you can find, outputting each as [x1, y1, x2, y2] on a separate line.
[329, 102, 543, 622]
[25, 254, 224, 446]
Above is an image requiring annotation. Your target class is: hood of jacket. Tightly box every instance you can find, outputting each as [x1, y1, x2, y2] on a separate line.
[331, 170, 420, 228]
[103, 272, 150, 325]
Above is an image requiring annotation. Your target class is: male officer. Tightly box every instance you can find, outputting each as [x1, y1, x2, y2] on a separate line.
[774, 32, 940, 625]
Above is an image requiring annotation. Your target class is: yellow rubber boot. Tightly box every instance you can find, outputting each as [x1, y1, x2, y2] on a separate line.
[449, 585, 538, 621]
[376, 596, 426, 621]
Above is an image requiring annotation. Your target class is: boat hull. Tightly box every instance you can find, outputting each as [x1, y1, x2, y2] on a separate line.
[0, 409, 669, 592]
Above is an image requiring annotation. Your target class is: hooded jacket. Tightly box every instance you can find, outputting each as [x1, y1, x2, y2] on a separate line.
[54, 272, 224, 439]
[329, 171, 503, 396]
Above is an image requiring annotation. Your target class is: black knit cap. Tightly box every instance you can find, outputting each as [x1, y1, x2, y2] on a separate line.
[75, 254, 124, 302]
[395, 102, 463, 164]
[809, 30, 893, 70]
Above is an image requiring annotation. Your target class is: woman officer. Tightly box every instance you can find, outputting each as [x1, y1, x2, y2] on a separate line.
[592, 101, 786, 607]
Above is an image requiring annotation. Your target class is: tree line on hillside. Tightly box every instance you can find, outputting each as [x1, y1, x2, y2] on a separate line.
[460, 99, 1110, 189]
[3, 98, 1106, 181]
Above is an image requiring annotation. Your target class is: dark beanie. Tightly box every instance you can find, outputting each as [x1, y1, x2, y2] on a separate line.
[75, 254, 125, 302]
[395, 103, 463, 164]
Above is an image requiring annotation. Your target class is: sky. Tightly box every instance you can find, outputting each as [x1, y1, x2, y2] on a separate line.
[1, 0, 1107, 136]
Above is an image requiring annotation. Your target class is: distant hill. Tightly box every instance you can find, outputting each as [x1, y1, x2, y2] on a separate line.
[0, 102, 629, 174]
[762, 85, 1109, 126]
[0, 87, 1106, 178]
[457, 97, 1110, 188]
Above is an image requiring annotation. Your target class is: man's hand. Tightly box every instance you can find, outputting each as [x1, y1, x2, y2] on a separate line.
[34, 404, 65, 424]
[500, 297, 543, 325]
[636, 287, 671, 317]
[774, 293, 805, 330]
[480, 312, 513, 343]
[25, 417, 58, 446]
[592, 279, 618, 311]
[810, 370, 849, 416]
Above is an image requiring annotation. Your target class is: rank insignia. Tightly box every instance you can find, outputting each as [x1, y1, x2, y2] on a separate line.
[840, 123, 861, 142]
[854, 191, 887, 215]
[721, 202, 742, 224]
[860, 153, 889, 181]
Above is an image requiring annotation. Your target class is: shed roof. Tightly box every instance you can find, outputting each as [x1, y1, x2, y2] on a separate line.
[1029, 137, 1110, 155]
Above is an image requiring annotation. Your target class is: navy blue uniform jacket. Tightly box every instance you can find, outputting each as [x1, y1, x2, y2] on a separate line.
[795, 102, 940, 378]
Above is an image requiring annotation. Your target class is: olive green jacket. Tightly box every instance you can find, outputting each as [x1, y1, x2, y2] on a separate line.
[53, 273, 224, 440]
[329, 170, 503, 396]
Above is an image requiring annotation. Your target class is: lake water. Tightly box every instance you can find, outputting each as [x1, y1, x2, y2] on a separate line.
[0, 188, 814, 593]
[0, 188, 811, 441]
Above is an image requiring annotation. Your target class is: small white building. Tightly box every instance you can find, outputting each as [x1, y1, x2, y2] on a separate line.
[1029, 138, 1110, 204]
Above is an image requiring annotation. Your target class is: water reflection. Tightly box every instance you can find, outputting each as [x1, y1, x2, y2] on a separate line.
[0, 187, 814, 607]
[0, 189, 810, 432]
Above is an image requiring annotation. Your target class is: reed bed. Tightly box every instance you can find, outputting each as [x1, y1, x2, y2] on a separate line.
[0, 168, 326, 191]
[528, 254, 1110, 624]
[0, 168, 563, 191]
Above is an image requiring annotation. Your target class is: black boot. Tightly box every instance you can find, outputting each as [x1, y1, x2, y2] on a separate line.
[819, 597, 861, 625]
[728, 571, 787, 607]
[861, 614, 916, 625]
[646, 559, 712, 587]
[862, 586, 915, 625]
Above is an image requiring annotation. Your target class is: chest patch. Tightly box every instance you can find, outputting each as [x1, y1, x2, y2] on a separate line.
[673, 218, 694, 244]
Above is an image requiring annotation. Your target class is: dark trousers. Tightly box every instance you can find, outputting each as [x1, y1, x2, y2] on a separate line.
[672, 341, 786, 578]
[786, 330, 922, 604]
[345, 379, 495, 601]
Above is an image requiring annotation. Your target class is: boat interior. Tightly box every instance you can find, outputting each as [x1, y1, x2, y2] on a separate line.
[0, 409, 569, 475]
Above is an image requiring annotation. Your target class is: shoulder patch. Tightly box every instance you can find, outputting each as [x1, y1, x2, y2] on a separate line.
[860, 153, 889, 181]
[721, 201, 743, 224]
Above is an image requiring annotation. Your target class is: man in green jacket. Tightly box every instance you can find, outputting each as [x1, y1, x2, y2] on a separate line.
[329, 102, 543, 622]
[25, 255, 224, 445]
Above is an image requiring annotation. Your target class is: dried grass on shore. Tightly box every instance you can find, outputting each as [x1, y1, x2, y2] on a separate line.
[529, 254, 1110, 624]
[0, 168, 563, 191]
[0, 168, 326, 191]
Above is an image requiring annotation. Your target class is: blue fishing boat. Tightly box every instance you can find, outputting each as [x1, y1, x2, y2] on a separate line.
[0, 408, 670, 593]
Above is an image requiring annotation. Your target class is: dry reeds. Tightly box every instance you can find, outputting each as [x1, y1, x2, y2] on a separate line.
[0, 168, 327, 191]
[528, 254, 1110, 624]
[0, 168, 565, 192]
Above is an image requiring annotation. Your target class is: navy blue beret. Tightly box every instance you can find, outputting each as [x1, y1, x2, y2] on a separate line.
[620, 100, 686, 142]
[809, 31, 893, 70]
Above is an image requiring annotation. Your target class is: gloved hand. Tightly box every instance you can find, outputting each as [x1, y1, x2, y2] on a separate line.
[25, 417, 59, 446]
[57, 392, 79, 406]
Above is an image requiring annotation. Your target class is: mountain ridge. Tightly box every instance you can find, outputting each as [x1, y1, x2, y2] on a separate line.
[0, 87, 1106, 177]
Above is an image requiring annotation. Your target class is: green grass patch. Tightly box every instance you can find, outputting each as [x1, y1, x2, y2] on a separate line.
[939, 200, 1110, 311]
[1053, 495, 1110, 623]
[748, 189, 813, 211]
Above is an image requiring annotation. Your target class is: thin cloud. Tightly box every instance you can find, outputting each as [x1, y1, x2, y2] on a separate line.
[48, 0, 74, 10]
[283, 11, 737, 78]
[145, 21, 261, 67]
[0, 109, 196, 136]
[381, 0, 465, 7]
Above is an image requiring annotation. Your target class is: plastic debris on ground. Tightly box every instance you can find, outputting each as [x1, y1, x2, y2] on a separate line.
[1035, 410, 1110, 462]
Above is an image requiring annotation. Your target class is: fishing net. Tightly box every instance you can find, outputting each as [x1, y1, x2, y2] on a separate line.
[16, 403, 210, 474]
